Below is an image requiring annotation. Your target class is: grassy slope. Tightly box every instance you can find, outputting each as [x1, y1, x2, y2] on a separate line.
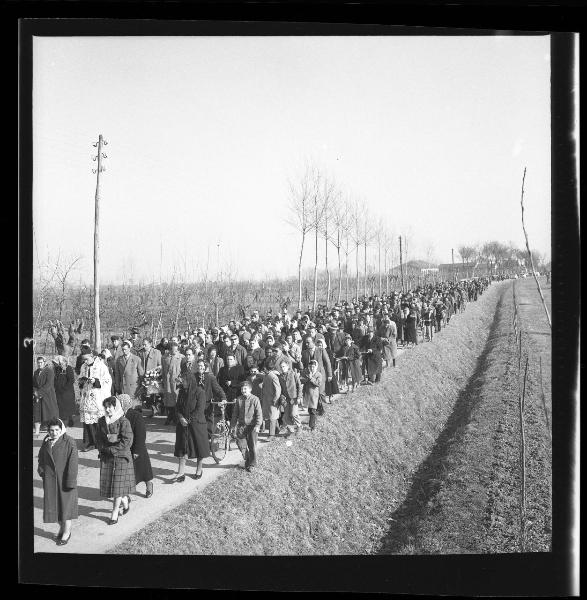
[115, 281, 509, 555]
[380, 278, 551, 554]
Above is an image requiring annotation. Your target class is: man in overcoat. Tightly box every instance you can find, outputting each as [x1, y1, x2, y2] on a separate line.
[301, 336, 332, 397]
[138, 337, 162, 415]
[114, 341, 145, 398]
[161, 341, 184, 425]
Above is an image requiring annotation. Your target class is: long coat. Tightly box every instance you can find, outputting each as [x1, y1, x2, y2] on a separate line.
[53, 365, 77, 420]
[174, 375, 209, 460]
[114, 354, 144, 398]
[137, 347, 162, 374]
[96, 416, 135, 498]
[37, 433, 78, 522]
[218, 364, 246, 401]
[341, 343, 363, 384]
[124, 407, 153, 484]
[301, 347, 332, 395]
[33, 366, 59, 424]
[301, 368, 322, 410]
[161, 353, 184, 407]
[78, 358, 111, 424]
[377, 322, 398, 361]
[360, 335, 386, 376]
[193, 371, 226, 434]
[261, 370, 281, 421]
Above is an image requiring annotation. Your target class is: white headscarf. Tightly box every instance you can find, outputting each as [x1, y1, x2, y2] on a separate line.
[47, 418, 67, 447]
[105, 396, 125, 425]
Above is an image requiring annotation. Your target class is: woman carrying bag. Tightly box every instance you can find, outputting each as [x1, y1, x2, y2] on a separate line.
[96, 396, 135, 525]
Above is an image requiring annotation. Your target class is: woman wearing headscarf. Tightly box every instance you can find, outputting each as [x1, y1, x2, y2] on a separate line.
[300, 359, 322, 431]
[37, 417, 79, 545]
[119, 394, 154, 499]
[96, 396, 135, 525]
[33, 356, 60, 438]
[52, 356, 77, 427]
[78, 352, 112, 452]
[173, 370, 208, 482]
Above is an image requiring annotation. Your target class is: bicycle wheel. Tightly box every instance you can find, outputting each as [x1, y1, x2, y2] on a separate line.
[210, 432, 228, 463]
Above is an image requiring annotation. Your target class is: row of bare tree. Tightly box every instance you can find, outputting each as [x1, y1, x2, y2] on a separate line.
[287, 163, 409, 311]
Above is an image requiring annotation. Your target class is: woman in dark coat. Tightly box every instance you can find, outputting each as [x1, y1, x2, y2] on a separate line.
[340, 335, 363, 392]
[33, 356, 60, 438]
[52, 356, 77, 427]
[119, 394, 154, 498]
[405, 308, 419, 347]
[317, 338, 339, 399]
[37, 418, 78, 545]
[360, 329, 386, 384]
[96, 396, 135, 525]
[173, 371, 209, 482]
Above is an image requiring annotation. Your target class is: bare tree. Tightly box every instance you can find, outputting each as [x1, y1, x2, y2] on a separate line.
[362, 210, 377, 297]
[330, 194, 350, 304]
[310, 170, 325, 313]
[286, 163, 315, 310]
[349, 199, 363, 302]
[319, 174, 338, 309]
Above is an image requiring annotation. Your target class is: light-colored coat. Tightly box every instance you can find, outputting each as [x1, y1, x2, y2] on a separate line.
[79, 357, 111, 424]
[301, 368, 322, 410]
[161, 352, 184, 407]
[261, 370, 281, 421]
[138, 346, 162, 373]
[114, 353, 144, 397]
[230, 393, 263, 430]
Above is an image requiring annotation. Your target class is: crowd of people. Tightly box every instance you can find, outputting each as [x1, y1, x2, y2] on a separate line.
[33, 276, 492, 543]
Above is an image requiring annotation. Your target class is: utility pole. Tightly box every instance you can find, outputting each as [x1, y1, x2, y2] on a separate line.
[399, 235, 404, 293]
[91, 134, 107, 353]
[452, 247, 455, 282]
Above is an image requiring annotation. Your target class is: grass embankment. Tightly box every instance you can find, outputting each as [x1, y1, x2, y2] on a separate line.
[115, 281, 510, 555]
[379, 277, 552, 554]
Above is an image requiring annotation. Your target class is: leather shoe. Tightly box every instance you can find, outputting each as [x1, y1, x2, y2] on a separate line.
[57, 533, 71, 545]
[193, 472, 203, 480]
[108, 518, 118, 525]
[176, 475, 185, 483]
[121, 496, 131, 515]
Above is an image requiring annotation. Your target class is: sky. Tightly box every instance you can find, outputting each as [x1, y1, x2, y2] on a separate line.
[33, 35, 551, 284]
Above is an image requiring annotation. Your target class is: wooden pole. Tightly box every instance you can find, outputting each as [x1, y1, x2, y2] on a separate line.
[92, 134, 106, 353]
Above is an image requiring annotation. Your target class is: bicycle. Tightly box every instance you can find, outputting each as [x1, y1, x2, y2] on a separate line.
[209, 398, 236, 463]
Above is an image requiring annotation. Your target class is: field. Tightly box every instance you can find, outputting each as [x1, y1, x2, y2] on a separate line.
[112, 277, 551, 555]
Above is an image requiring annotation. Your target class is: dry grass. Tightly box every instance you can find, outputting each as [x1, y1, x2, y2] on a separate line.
[381, 278, 551, 554]
[114, 281, 510, 555]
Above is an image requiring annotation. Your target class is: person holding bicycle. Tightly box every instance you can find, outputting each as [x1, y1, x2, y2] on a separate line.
[230, 380, 263, 472]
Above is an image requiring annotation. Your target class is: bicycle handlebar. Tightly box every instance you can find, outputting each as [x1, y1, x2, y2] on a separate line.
[211, 399, 237, 405]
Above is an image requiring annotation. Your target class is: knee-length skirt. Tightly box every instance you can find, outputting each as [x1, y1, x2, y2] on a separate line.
[174, 421, 210, 460]
[100, 456, 136, 498]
